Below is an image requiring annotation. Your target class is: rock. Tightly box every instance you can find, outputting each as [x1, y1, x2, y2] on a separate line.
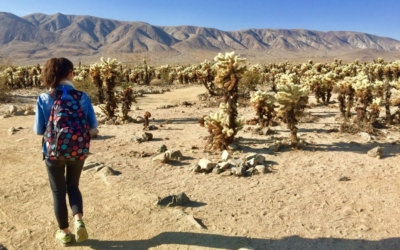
[134, 106, 140, 110]
[338, 176, 351, 181]
[0, 243, 8, 250]
[231, 165, 246, 176]
[96, 166, 117, 176]
[105, 120, 114, 125]
[142, 132, 153, 141]
[360, 132, 372, 142]
[367, 146, 382, 158]
[255, 165, 267, 174]
[227, 158, 243, 169]
[157, 192, 191, 207]
[83, 162, 101, 171]
[152, 152, 170, 163]
[8, 105, 17, 114]
[1, 114, 12, 119]
[167, 150, 183, 160]
[190, 164, 202, 173]
[186, 214, 204, 229]
[8, 127, 17, 135]
[157, 144, 168, 153]
[198, 158, 217, 172]
[212, 167, 225, 174]
[247, 154, 266, 167]
[246, 167, 255, 176]
[227, 143, 239, 150]
[90, 128, 99, 138]
[24, 110, 35, 115]
[97, 117, 107, 124]
[148, 125, 158, 130]
[221, 150, 230, 161]
[217, 161, 230, 170]
[132, 136, 144, 143]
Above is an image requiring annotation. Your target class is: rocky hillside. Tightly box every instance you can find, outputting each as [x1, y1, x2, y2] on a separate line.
[1, 12, 400, 64]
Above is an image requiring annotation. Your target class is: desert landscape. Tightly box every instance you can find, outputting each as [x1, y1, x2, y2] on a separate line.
[1, 67, 400, 250]
[1, 9, 400, 250]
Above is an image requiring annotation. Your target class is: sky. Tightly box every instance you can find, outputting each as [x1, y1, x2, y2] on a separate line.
[2, 0, 400, 40]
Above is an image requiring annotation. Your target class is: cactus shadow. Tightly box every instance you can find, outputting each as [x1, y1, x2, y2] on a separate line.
[312, 141, 399, 158]
[91, 135, 115, 140]
[78, 233, 400, 250]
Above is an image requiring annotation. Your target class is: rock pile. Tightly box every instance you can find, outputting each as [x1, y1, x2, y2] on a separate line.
[190, 150, 270, 177]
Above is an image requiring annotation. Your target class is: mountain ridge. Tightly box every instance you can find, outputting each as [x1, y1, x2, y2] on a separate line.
[1, 12, 399, 64]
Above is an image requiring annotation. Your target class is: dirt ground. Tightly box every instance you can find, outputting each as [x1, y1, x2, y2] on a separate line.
[1, 84, 400, 250]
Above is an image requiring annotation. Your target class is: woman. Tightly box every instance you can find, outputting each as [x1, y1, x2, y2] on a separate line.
[34, 58, 98, 246]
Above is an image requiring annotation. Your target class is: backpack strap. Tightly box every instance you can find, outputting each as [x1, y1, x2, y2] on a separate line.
[47, 89, 84, 101]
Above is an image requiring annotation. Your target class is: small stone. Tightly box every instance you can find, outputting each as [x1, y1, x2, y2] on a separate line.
[227, 143, 239, 150]
[338, 176, 351, 181]
[360, 132, 372, 142]
[157, 144, 168, 153]
[83, 162, 100, 171]
[96, 166, 117, 176]
[255, 165, 267, 174]
[8, 105, 17, 114]
[142, 132, 153, 141]
[152, 152, 170, 163]
[367, 146, 382, 158]
[132, 136, 144, 143]
[167, 150, 183, 160]
[105, 120, 114, 125]
[134, 106, 140, 110]
[90, 128, 99, 138]
[221, 150, 230, 161]
[1, 114, 12, 119]
[24, 110, 35, 115]
[231, 166, 246, 176]
[217, 161, 230, 170]
[198, 158, 217, 172]
[8, 127, 17, 135]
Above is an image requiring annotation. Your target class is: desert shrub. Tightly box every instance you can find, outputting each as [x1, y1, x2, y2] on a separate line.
[0, 59, 12, 102]
[239, 69, 261, 93]
[74, 78, 99, 104]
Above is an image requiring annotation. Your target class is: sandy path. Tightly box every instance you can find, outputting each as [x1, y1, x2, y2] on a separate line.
[1, 86, 400, 250]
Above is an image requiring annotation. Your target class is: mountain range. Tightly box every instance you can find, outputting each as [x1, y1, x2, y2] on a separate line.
[1, 12, 400, 65]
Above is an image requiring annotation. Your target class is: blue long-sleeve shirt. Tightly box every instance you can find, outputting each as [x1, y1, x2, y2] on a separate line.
[34, 83, 98, 156]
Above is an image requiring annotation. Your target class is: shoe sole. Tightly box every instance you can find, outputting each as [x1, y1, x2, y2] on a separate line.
[75, 227, 88, 242]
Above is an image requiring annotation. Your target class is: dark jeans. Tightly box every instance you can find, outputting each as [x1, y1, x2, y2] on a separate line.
[45, 159, 85, 229]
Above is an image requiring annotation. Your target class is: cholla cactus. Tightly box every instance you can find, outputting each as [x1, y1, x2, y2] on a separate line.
[213, 51, 246, 146]
[197, 60, 217, 95]
[369, 97, 381, 124]
[100, 57, 121, 119]
[120, 87, 135, 121]
[89, 63, 105, 104]
[337, 78, 355, 119]
[250, 90, 276, 128]
[275, 82, 308, 148]
[201, 102, 244, 150]
[352, 74, 373, 125]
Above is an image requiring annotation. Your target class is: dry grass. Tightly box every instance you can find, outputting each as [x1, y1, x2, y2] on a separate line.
[73, 78, 99, 104]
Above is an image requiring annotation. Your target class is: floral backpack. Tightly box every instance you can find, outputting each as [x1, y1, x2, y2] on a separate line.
[43, 87, 91, 161]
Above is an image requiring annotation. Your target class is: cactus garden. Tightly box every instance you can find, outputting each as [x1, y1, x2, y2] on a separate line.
[1, 54, 400, 249]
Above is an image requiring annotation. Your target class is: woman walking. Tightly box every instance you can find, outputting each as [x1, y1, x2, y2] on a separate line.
[34, 58, 98, 246]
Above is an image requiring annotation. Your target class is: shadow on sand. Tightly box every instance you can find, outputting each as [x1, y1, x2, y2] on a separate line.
[77, 232, 400, 250]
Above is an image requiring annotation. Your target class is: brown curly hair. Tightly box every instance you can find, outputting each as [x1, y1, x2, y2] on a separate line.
[41, 58, 74, 89]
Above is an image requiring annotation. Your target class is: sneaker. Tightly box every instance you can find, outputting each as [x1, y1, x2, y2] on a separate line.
[74, 220, 88, 242]
[55, 230, 71, 246]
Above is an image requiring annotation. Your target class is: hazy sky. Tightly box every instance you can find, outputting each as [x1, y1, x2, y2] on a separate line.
[2, 0, 400, 40]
